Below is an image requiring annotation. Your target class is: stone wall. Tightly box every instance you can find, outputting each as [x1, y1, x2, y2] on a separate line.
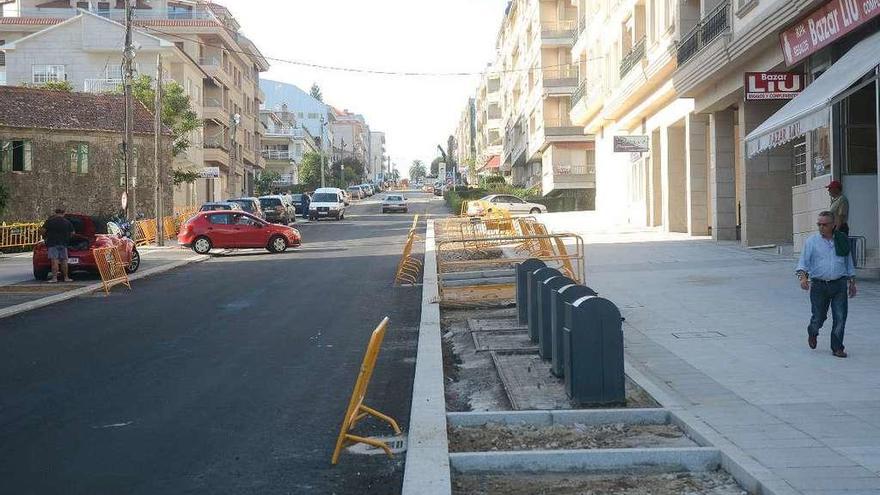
[0, 128, 173, 223]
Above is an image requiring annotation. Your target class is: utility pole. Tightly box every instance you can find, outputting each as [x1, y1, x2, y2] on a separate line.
[154, 54, 165, 246]
[123, 0, 135, 219]
[320, 115, 326, 188]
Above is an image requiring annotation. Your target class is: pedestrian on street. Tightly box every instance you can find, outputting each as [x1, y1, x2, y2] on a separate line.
[827, 180, 850, 234]
[796, 211, 857, 358]
[302, 193, 311, 219]
[40, 208, 75, 283]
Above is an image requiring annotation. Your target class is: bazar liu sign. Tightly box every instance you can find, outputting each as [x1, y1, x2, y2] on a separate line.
[745, 72, 804, 100]
[781, 0, 880, 66]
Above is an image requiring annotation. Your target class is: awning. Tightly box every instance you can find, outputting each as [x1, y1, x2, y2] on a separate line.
[483, 155, 500, 170]
[746, 30, 880, 158]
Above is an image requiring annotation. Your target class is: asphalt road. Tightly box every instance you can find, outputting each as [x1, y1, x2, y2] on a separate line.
[0, 191, 445, 495]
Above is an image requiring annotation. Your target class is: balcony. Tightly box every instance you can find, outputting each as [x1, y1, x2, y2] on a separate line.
[542, 64, 579, 92]
[83, 78, 122, 93]
[203, 136, 230, 168]
[256, 85, 266, 104]
[544, 118, 586, 139]
[619, 37, 647, 79]
[203, 97, 229, 125]
[262, 149, 295, 161]
[542, 163, 596, 195]
[677, 1, 731, 66]
[540, 19, 577, 45]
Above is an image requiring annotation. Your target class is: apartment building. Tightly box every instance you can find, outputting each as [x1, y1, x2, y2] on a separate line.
[260, 79, 335, 157]
[492, 0, 595, 204]
[474, 66, 504, 177]
[0, 0, 268, 207]
[454, 97, 477, 181]
[369, 131, 387, 182]
[259, 107, 319, 187]
[330, 108, 368, 167]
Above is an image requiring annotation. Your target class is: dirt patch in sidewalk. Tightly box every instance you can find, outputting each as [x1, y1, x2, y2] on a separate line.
[448, 422, 694, 452]
[453, 471, 747, 495]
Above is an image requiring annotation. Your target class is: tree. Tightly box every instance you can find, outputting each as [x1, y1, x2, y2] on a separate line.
[409, 160, 427, 181]
[430, 156, 443, 177]
[256, 171, 282, 195]
[310, 83, 323, 102]
[299, 151, 329, 190]
[332, 156, 365, 186]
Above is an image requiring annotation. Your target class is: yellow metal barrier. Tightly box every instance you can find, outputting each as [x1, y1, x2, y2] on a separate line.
[394, 231, 423, 285]
[331, 317, 401, 465]
[92, 246, 132, 294]
[0, 222, 41, 250]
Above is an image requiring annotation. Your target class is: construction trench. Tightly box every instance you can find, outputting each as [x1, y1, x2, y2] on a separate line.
[400, 213, 753, 495]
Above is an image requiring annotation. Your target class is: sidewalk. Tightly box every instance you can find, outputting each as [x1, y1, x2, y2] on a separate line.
[541, 212, 880, 494]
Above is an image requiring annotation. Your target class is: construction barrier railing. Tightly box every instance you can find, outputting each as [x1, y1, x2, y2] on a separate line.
[0, 222, 41, 250]
[92, 245, 132, 294]
[332, 317, 401, 465]
[394, 230, 423, 285]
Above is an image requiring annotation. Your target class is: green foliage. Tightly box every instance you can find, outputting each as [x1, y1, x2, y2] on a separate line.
[409, 160, 426, 181]
[0, 181, 8, 218]
[430, 156, 442, 176]
[172, 169, 201, 186]
[310, 83, 323, 102]
[41, 80, 74, 91]
[256, 171, 282, 196]
[482, 175, 506, 186]
[332, 157, 364, 186]
[299, 151, 329, 191]
[132, 75, 202, 158]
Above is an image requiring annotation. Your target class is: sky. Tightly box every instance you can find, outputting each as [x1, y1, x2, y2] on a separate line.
[219, 0, 509, 178]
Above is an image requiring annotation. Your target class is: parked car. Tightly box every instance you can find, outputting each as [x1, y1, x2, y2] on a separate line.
[469, 194, 547, 215]
[32, 214, 140, 280]
[227, 197, 264, 219]
[290, 193, 309, 215]
[199, 201, 242, 212]
[179, 211, 301, 254]
[309, 191, 346, 221]
[315, 187, 350, 206]
[347, 186, 364, 200]
[258, 195, 295, 225]
[382, 194, 408, 213]
[361, 184, 375, 196]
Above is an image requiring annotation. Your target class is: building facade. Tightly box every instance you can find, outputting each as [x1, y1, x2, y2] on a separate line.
[474, 66, 504, 178]
[260, 79, 335, 157]
[259, 107, 319, 188]
[0, 87, 172, 222]
[369, 131, 387, 182]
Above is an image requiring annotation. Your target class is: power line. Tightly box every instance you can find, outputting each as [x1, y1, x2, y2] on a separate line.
[138, 25, 604, 78]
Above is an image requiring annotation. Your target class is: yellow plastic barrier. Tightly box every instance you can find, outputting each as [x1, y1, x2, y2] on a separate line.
[331, 317, 401, 465]
[394, 231, 423, 285]
[0, 222, 41, 250]
[409, 214, 421, 239]
[92, 246, 132, 294]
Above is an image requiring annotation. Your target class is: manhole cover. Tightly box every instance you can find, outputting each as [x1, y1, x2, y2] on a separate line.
[346, 435, 407, 456]
[671, 331, 726, 339]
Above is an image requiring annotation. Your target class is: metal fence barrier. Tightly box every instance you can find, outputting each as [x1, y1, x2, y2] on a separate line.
[0, 222, 41, 250]
[92, 245, 132, 294]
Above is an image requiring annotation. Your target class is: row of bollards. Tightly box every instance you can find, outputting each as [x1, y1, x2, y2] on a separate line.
[516, 259, 625, 406]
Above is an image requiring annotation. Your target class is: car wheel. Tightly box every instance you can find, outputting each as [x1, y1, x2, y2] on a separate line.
[125, 248, 141, 274]
[268, 235, 288, 253]
[33, 266, 49, 281]
[193, 236, 212, 254]
[529, 208, 542, 215]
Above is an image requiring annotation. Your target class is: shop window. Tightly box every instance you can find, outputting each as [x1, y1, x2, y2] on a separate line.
[810, 127, 831, 179]
[69, 142, 89, 174]
[792, 137, 807, 186]
[0, 140, 33, 172]
[841, 81, 877, 175]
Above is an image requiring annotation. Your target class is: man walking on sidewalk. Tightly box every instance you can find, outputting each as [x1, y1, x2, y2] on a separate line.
[827, 180, 850, 234]
[796, 211, 857, 358]
[40, 208, 74, 283]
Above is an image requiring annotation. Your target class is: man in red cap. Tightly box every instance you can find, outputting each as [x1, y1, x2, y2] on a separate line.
[827, 180, 849, 234]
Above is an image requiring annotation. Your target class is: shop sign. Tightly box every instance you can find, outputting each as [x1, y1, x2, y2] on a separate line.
[198, 166, 220, 179]
[780, 0, 880, 66]
[613, 135, 649, 153]
[745, 72, 805, 100]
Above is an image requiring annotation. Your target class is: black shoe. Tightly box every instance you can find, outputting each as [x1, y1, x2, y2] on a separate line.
[833, 349, 848, 358]
[808, 335, 817, 349]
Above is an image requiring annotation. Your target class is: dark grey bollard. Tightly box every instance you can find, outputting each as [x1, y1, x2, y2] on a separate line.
[537, 275, 575, 360]
[516, 259, 547, 325]
[563, 295, 624, 406]
[527, 267, 562, 343]
[550, 284, 597, 377]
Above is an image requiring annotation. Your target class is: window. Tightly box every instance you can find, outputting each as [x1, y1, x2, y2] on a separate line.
[208, 213, 233, 224]
[0, 140, 33, 172]
[841, 80, 877, 175]
[0, 40, 6, 67]
[69, 142, 89, 174]
[32, 65, 66, 84]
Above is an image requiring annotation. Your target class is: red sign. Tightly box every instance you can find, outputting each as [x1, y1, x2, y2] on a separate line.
[744, 72, 804, 100]
[781, 0, 880, 66]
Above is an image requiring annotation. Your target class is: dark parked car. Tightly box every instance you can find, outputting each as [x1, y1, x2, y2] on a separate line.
[258, 195, 294, 225]
[290, 193, 309, 215]
[227, 197, 264, 219]
[199, 201, 242, 212]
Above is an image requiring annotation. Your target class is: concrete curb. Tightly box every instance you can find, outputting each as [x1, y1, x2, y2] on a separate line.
[624, 362, 799, 495]
[450, 447, 721, 473]
[447, 408, 670, 427]
[0, 253, 209, 321]
[401, 220, 452, 495]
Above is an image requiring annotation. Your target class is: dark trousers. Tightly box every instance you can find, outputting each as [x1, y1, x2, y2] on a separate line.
[808, 278, 848, 352]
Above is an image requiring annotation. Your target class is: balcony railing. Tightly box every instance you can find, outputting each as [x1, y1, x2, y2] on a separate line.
[619, 37, 647, 79]
[542, 64, 579, 81]
[677, 1, 731, 66]
[541, 19, 577, 37]
[552, 164, 595, 176]
[204, 136, 229, 151]
[199, 56, 221, 68]
[572, 79, 588, 105]
[83, 78, 122, 93]
[204, 97, 225, 108]
[261, 150, 295, 160]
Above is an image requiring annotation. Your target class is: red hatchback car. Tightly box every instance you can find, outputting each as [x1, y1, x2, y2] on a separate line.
[32, 214, 140, 281]
[178, 211, 301, 254]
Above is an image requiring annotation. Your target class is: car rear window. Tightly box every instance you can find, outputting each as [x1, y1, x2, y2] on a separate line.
[291, 194, 303, 201]
[260, 198, 281, 208]
[207, 213, 232, 224]
[386, 196, 402, 201]
[312, 193, 338, 202]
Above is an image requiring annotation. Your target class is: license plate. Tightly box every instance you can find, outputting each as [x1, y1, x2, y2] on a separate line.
[319, 212, 328, 215]
[68, 258, 80, 265]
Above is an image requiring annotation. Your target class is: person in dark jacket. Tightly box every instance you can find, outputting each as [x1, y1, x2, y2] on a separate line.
[40, 208, 75, 283]
[302, 193, 311, 219]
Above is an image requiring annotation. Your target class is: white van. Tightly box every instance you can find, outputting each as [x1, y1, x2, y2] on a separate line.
[315, 187, 350, 205]
[309, 189, 347, 221]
